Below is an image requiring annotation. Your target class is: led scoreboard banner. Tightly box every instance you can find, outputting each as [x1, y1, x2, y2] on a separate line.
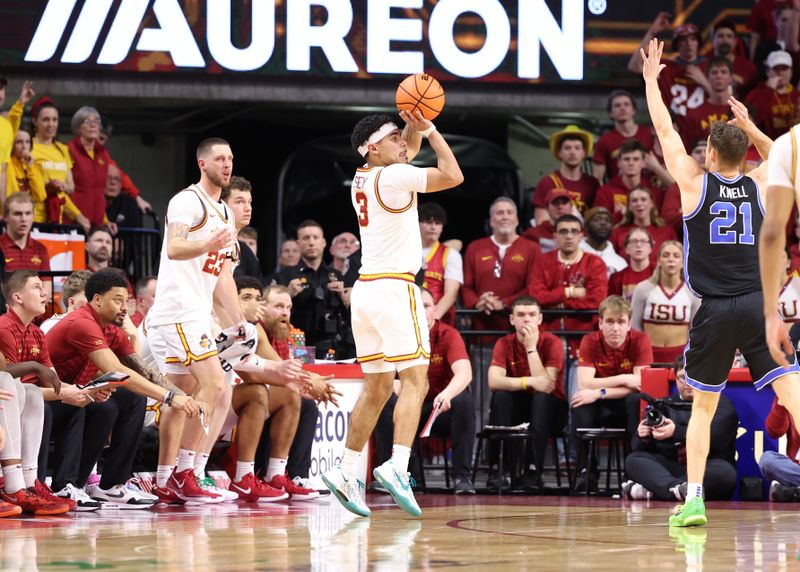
[0, 1, 754, 86]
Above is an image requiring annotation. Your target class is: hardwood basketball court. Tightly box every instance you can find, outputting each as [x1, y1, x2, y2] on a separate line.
[0, 495, 795, 570]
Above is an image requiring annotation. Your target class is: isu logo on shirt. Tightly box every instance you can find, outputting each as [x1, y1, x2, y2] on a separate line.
[31, 256, 41, 265]
[430, 353, 444, 365]
[200, 334, 212, 350]
[31, 346, 40, 356]
[511, 254, 525, 263]
[620, 359, 632, 372]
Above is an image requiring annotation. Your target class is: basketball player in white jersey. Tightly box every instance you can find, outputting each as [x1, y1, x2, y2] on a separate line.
[322, 110, 463, 518]
[146, 138, 303, 503]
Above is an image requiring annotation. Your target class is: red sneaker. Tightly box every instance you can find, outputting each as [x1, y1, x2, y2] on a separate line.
[35, 480, 77, 512]
[267, 473, 320, 501]
[230, 473, 289, 502]
[167, 468, 223, 504]
[0, 499, 21, 518]
[2, 488, 70, 515]
[152, 485, 185, 505]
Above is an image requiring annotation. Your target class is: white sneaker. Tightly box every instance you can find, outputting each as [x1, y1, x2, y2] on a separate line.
[125, 480, 159, 502]
[91, 484, 157, 509]
[293, 476, 329, 497]
[322, 465, 370, 517]
[372, 460, 422, 517]
[55, 483, 102, 512]
[198, 475, 239, 502]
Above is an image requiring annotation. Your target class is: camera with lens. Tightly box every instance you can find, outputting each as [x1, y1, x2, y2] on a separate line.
[639, 392, 688, 428]
[643, 404, 666, 428]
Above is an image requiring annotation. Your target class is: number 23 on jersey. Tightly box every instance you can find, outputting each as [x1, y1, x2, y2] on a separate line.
[203, 250, 226, 275]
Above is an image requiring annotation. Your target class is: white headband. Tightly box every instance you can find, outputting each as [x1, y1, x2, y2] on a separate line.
[358, 122, 399, 157]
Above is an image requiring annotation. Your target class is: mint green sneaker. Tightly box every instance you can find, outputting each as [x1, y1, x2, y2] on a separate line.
[198, 475, 239, 502]
[372, 460, 422, 517]
[322, 466, 370, 517]
[668, 497, 707, 527]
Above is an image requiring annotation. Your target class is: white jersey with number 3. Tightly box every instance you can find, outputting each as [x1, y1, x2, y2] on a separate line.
[351, 163, 428, 275]
[148, 185, 237, 326]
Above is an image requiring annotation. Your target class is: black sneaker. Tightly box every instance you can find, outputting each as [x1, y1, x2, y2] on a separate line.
[573, 470, 598, 493]
[454, 478, 476, 495]
[486, 471, 510, 490]
[520, 472, 542, 492]
[770, 480, 800, 502]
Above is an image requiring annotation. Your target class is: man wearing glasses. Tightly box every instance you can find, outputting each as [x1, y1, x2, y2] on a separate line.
[529, 214, 608, 400]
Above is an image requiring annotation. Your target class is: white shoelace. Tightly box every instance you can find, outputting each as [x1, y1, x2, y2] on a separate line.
[63, 483, 93, 502]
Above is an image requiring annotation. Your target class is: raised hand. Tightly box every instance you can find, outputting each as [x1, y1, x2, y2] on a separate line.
[640, 38, 666, 82]
[727, 96, 754, 133]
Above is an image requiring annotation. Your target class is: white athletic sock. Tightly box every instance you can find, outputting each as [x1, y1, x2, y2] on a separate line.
[21, 465, 37, 489]
[176, 449, 196, 473]
[687, 482, 704, 500]
[2, 464, 25, 494]
[341, 448, 361, 478]
[235, 461, 254, 482]
[266, 458, 287, 481]
[194, 453, 210, 479]
[156, 465, 174, 488]
[391, 445, 411, 475]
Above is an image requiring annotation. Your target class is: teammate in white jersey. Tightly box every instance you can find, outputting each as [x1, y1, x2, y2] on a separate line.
[323, 110, 463, 518]
[146, 138, 303, 504]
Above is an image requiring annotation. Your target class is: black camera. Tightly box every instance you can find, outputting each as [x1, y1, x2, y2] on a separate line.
[639, 392, 689, 427]
[643, 404, 666, 427]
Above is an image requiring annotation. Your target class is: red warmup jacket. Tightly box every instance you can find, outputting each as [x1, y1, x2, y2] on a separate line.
[528, 250, 608, 357]
[462, 236, 541, 332]
[765, 398, 800, 464]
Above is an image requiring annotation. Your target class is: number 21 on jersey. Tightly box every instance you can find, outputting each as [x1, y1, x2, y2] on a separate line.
[710, 201, 755, 245]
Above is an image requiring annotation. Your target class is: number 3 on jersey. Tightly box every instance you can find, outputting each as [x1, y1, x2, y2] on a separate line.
[355, 191, 369, 227]
[203, 250, 225, 275]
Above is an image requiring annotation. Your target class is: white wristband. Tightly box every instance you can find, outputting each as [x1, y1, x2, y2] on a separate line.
[420, 124, 437, 138]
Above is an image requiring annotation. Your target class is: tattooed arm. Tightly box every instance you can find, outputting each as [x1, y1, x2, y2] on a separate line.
[166, 221, 236, 260]
[119, 353, 186, 396]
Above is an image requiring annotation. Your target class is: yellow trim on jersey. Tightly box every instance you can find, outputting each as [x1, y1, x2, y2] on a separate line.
[357, 352, 385, 363]
[358, 272, 415, 282]
[383, 284, 430, 362]
[147, 401, 162, 427]
[791, 128, 797, 187]
[164, 323, 219, 366]
[356, 166, 379, 172]
[374, 169, 415, 213]
[192, 184, 231, 224]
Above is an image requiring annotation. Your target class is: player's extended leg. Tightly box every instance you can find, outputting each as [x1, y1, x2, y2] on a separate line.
[228, 384, 287, 502]
[152, 373, 195, 502]
[669, 389, 719, 527]
[372, 364, 428, 517]
[180, 357, 228, 454]
[192, 384, 237, 502]
[323, 371, 395, 517]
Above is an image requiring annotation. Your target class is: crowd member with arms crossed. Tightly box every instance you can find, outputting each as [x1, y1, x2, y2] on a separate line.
[571, 295, 652, 492]
[487, 296, 566, 490]
[375, 288, 475, 494]
[579, 207, 628, 276]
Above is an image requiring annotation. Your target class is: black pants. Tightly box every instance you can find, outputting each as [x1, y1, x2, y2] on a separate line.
[625, 451, 737, 500]
[488, 391, 568, 475]
[39, 401, 85, 490]
[255, 398, 318, 479]
[79, 388, 146, 489]
[375, 392, 476, 480]
[571, 393, 641, 473]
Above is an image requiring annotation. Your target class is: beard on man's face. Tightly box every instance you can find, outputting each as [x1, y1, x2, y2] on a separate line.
[263, 316, 289, 341]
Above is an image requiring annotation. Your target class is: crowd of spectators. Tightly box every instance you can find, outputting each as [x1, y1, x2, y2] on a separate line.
[0, 6, 800, 510]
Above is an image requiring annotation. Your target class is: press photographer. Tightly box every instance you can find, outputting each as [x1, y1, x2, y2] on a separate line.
[623, 355, 739, 501]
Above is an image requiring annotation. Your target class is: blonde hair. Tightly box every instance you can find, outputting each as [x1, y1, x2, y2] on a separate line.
[616, 187, 665, 228]
[649, 240, 684, 284]
[599, 295, 631, 319]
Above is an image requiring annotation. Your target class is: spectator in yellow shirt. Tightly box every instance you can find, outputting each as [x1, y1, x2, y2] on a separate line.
[0, 79, 32, 201]
[5, 128, 46, 209]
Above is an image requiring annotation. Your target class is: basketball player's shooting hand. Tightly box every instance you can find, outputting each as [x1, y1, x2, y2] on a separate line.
[640, 38, 666, 82]
[399, 109, 432, 132]
[766, 313, 793, 368]
[727, 96, 753, 133]
[206, 226, 236, 252]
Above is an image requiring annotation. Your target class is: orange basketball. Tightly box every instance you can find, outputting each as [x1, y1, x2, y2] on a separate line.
[395, 73, 445, 121]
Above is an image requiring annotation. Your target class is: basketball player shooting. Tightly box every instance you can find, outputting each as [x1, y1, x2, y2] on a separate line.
[642, 38, 800, 527]
[322, 109, 463, 517]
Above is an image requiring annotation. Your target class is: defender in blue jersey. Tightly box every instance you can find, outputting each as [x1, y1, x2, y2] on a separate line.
[642, 39, 800, 527]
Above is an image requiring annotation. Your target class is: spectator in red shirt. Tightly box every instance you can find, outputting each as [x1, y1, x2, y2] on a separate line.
[487, 296, 567, 490]
[610, 187, 677, 256]
[67, 107, 110, 227]
[593, 90, 655, 182]
[522, 188, 573, 253]
[609, 227, 654, 301]
[571, 295, 653, 491]
[0, 270, 71, 515]
[0, 192, 50, 273]
[753, 5, 800, 77]
[529, 214, 608, 365]
[375, 288, 475, 494]
[749, 0, 793, 61]
[629, 16, 706, 116]
[531, 125, 598, 224]
[746, 50, 800, 140]
[594, 140, 664, 222]
[661, 140, 707, 234]
[131, 276, 156, 328]
[699, 19, 759, 98]
[46, 268, 200, 507]
[760, 396, 800, 500]
[677, 58, 734, 150]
